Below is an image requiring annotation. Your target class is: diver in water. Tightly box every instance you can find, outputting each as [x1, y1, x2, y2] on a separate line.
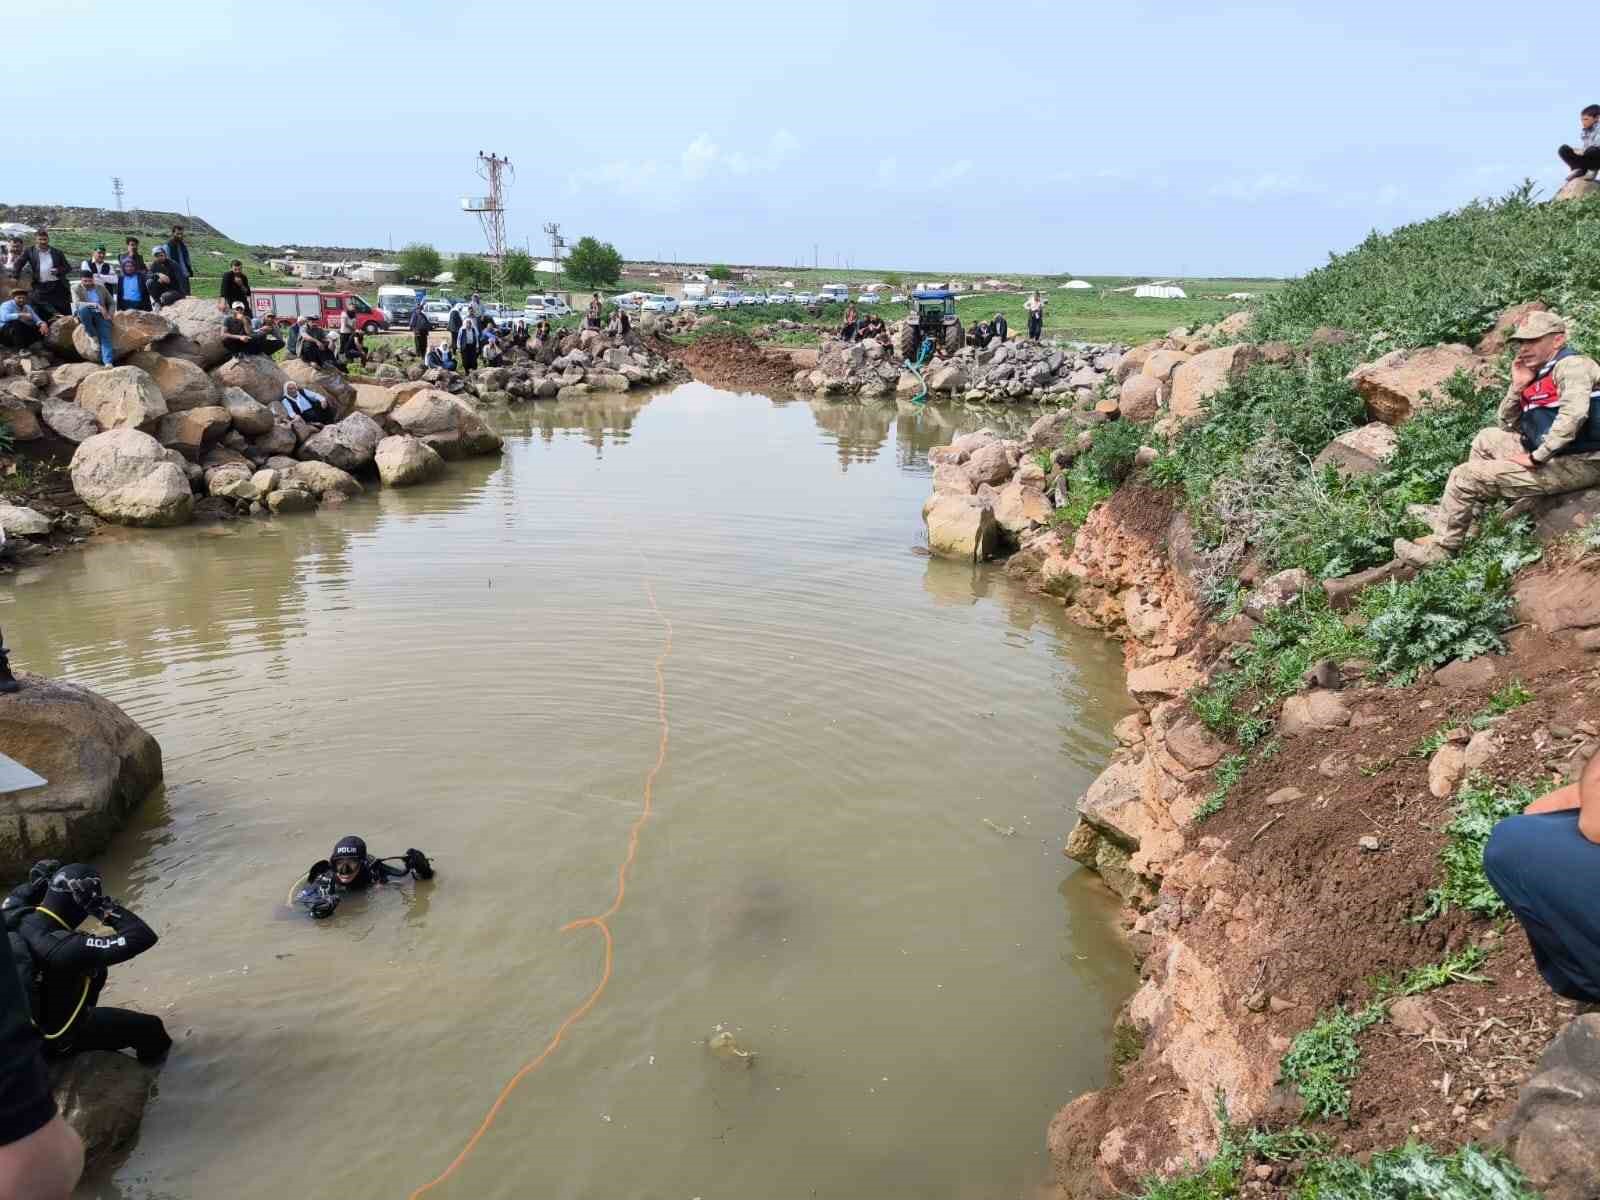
[4, 862, 170, 1063]
[293, 836, 434, 920]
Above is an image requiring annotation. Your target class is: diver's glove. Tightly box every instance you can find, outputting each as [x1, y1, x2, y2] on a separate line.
[404, 849, 434, 880]
[305, 859, 332, 884]
[86, 893, 119, 922]
[309, 895, 339, 920]
[27, 860, 61, 886]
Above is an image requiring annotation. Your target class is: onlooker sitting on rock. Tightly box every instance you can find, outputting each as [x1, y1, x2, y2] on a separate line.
[80, 246, 118, 299]
[506, 319, 529, 353]
[991, 311, 1009, 343]
[72, 269, 116, 367]
[840, 303, 859, 342]
[0, 290, 47, 351]
[479, 318, 504, 366]
[14, 230, 71, 320]
[114, 257, 151, 312]
[967, 319, 992, 350]
[424, 342, 455, 371]
[586, 293, 602, 330]
[408, 301, 431, 358]
[533, 317, 551, 346]
[279, 380, 335, 425]
[156, 223, 193, 297]
[120, 237, 145, 273]
[1025, 291, 1046, 340]
[858, 312, 889, 345]
[1559, 104, 1600, 181]
[1396, 312, 1600, 565]
[219, 259, 252, 311]
[1485, 746, 1600, 1001]
[222, 301, 283, 358]
[145, 248, 182, 308]
[298, 320, 334, 367]
[336, 298, 368, 367]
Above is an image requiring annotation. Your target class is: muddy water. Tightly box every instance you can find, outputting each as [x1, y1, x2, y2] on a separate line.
[6, 385, 1134, 1200]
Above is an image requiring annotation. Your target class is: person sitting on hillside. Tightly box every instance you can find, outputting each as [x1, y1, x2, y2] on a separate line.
[967, 319, 992, 350]
[298, 320, 334, 367]
[283, 316, 304, 358]
[221, 302, 283, 358]
[145, 249, 182, 308]
[840, 303, 859, 342]
[278, 380, 335, 425]
[479, 318, 504, 366]
[14, 231, 71, 321]
[1396, 312, 1600, 566]
[156, 224, 193, 297]
[114, 258, 151, 313]
[505, 319, 529, 353]
[1559, 104, 1600, 182]
[0, 290, 47, 351]
[120, 238, 145, 273]
[1485, 746, 1600, 1002]
[219, 260, 252, 311]
[424, 341, 455, 371]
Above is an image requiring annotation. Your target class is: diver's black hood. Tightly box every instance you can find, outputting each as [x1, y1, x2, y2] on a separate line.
[329, 836, 372, 887]
[43, 863, 102, 929]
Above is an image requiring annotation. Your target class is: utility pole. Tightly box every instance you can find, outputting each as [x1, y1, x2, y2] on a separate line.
[110, 177, 124, 212]
[461, 152, 513, 295]
[543, 221, 565, 292]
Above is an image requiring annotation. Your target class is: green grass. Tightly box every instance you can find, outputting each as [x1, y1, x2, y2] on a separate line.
[1293, 1143, 1538, 1199]
[1110, 1021, 1145, 1085]
[39, 225, 306, 299]
[1194, 753, 1250, 823]
[1279, 1002, 1387, 1122]
[1419, 777, 1542, 920]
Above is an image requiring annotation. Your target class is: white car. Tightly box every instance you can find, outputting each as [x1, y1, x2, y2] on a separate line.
[642, 294, 680, 314]
[857, 292, 881, 304]
[525, 295, 573, 320]
[767, 290, 793, 304]
[709, 294, 737, 308]
[889, 293, 906, 304]
[792, 291, 816, 305]
[738, 293, 762, 306]
[421, 300, 454, 329]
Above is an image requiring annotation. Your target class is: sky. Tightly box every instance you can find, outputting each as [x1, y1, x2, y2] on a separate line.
[6, 0, 1595, 277]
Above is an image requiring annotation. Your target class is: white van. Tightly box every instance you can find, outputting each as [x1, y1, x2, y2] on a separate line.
[818, 284, 851, 304]
[524, 294, 573, 320]
[377, 285, 421, 324]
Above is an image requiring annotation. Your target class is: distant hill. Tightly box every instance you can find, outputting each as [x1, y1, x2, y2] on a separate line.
[0, 203, 225, 238]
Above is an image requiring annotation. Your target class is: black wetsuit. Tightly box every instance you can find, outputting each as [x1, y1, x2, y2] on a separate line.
[0, 918, 53, 1145]
[294, 846, 433, 919]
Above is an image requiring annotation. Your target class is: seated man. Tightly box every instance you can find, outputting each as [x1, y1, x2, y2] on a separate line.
[0, 291, 46, 351]
[1485, 749, 1600, 1001]
[145, 249, 182, 308]
[221, 302, 283, 358]
[292, 835, 434, 920]
[1396, 312, 1600, 565]
[423, 342, 455, 371]
[278, 381, 335, 425]
[297, 320, 334, 367]
[1559, 104, 1600, 181]
[4, 863, 171, 1063]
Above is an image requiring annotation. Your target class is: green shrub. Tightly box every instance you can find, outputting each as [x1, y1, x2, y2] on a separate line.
[1419, 777, 1540, 920]
[0, 416, 11, 456]
[1293, 1142, 1539, 1200]
[1279, 1002, 1386, 1121]
[1193, 753, 1250, 823]
[1047, 419, 1152, 530]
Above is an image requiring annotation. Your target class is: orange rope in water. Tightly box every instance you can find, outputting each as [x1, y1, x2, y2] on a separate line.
[408, 572, 672, 1199]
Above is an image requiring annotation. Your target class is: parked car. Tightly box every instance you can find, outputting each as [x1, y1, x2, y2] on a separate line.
[792, 291, 817, 305]
[642, 294, 680, 314]
[857, 292, 881, 304]
[708, 293, 736, 308]
[421, 300, 454, 329]
[888, 293, 906, 304]
[681, 295, 713, 311]
[738, 293, 762, 306]
[818, 284, 851, 305]
[767, 290, 793, 304]
[525, 294, 573, 320]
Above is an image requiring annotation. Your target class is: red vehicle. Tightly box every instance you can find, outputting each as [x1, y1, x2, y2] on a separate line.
[251, 289, 388, 332]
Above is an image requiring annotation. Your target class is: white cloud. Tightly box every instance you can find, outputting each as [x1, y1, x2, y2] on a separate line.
[571, 130, 800, 200]
[933, 159, 973, 186]
[1208, 173, 1324, 202]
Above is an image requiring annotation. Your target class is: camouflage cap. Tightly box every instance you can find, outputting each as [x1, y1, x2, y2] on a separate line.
[1509, 311, 1568, 340]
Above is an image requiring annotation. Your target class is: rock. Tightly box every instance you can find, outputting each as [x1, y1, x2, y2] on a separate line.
[353, 383, 398, 420]
[39, 398, 101, 444]
[0, 394, 40, 441]
[1428, 743, 1467, 798]
[281, 359, 355, 415]
[72, 310, 170, 363]
[1118, 374, 1161, 423]
[922, 492, 1000, 561]
[932, 462, 976, 495]
[928, 365, 968, 392]
[1348, 345, 1496, 425]
[1243, 567, 1311, 621]
[964, 441, 1014, 487]
[1464, 728, 1499, 774]
[374, 434, 444, 487]
[1279, 689, 1352, 735]
[154, 297, 231, 367]
[300, 412, 384, 472]
[284, 460, 363, 500]
[219, 386, 274, 437]
[209, 468, 259, 502]
[1218, 310, 1253, 338]
[389, 390, 502, 459]
[156, 405, 231, 462]
[1517, 566, 1600, 633]
[0, 673, 162, 873]
[1139, 348, 1192, 384]
[126, 351, 220, 412]
[1323, 558, 1409, 610]
[250, 468, 278, 495]
[74, 365, 167, 432]
[69, 428, 193, 526]
[1168, 344, 1259, 421]
[1264, 786, 1304, 807]
[45, 315, 81, 359]
[1358, 835, 1382, 852]
[1312, 422, 1398, 477]
[0, 503, 51, 537]
[50, 1052, 154, 1172]
[1554, 177, 1600, 203]
[991, 482, 1051, 536]
[253, 420, 299, 459]
[1165, 718, 1227, 771]
[1113, 343, 1154, 382]
[1218, 613, 1258, 644]
[266, 486, 317, 514]
[212, 355, 289, 408]
[1023, 410, 1075, 452]
[1498, 1013, 1600, 1199]
[46, 362, 102, 401]
[1434, 656, 1499, 690]
[1478, 302, 1549, 357]
[1112, 715, 1146, 746]
[1126, 658, 1202, 703]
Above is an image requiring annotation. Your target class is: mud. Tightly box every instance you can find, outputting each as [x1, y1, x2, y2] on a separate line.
[670, 332, 798, 394]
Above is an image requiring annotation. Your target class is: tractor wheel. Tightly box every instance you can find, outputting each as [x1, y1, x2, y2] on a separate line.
[899, 324, 920, 362]
[944, 320, 964, 356]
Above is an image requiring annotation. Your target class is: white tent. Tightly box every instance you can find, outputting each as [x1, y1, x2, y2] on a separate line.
[534, 260, 561, 275]
[0, 222, 35, 238]
[1060, 279, 1093, 290]
[1135, 284, 1187, 299]
[431, 271, 456, 285]
[1226, 292, 1256, 300]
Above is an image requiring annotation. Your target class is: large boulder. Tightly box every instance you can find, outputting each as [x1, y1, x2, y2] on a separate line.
[39, 398, 101, 444]
[375, 434, 445, 487]
[281, 359, 354, 417]
[156, 405, 231, 462]
[46, 363, 101, 401]
[299, 412, 384, 472]
[1554, 177, 1600, 204]
[153, 296, 230, 367]
[74, 366, 167, 432]
[389, 390, 503, 459]
[963, 441, 1014, 487]
[68, 427, 194, 527]
[1217, 310, 1253, 338]
[1139, 348, 1192, 385]
[126, 351, 220, 412]
[45, 316, 81, 360]
[1168, 344, 1259, 421]
[284, 460, 363, 500]
[1312, 421, 1398, 477]
[0, 674, 163, 874]
[1516, 565, 1600, 634]
[1279, 689, 1352, 735]
[0, 397, 41, 442]
[1497, 1013, 1600, 1200]
[922, 492, 999, 561]
[1348, 345, 1496, 425]
[353, 383, 398, 420]
[1119, 374, 1161, 423]
[1023, 409, 1075, 452]
[252, 420, 299, 458]
[72, 310, 170, 363]
[219, 386, 274, 437]
[0, 503, 51, 537]
[211, 355, 288, 407]
[51, 1052, 154, 1174]
[992, 481, 1051, 536]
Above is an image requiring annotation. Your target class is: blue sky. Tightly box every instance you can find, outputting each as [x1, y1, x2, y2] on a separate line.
[8, 0, 1593, 276]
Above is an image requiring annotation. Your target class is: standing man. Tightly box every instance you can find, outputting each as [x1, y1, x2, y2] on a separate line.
[72, 269, 116, 367]
[408, 298, 431, 359]
[1025, 291, 1046, 340]
[219, 260, 252, 311]
[158, 224, 194, 297]
[446, 302, 463, 351]
[1559, 104, 1600, 182]
[1396, 312, 1600, 566]
[991, 310, 1009, 344]
[14, 232, 70, 320]
[120, 237, 145, 273]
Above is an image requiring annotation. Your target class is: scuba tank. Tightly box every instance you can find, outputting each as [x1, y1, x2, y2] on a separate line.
[3, 862, 57, 1027]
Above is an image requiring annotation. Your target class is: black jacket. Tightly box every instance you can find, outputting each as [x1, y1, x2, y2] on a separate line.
[220, 271, 252, 308]
[13, 247, 69, 288]
[0, 927, 52, 1145]
[16, 903, 157, 1042]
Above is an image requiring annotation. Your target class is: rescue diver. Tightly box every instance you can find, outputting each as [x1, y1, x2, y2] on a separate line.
[3, 862, 170, 1064]
[293, 836, 434, 920]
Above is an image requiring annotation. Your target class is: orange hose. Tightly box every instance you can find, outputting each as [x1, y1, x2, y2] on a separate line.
[408, 573, 672, 1199]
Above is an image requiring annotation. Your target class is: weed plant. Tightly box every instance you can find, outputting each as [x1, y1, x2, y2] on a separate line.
[1419, 777, 1541, 920]
[1279, 1003, 1387, 1121]
[1293, 1142, 1539, 1200]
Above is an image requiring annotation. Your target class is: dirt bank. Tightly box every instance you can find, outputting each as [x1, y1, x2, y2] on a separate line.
[669, 332, 798, 394]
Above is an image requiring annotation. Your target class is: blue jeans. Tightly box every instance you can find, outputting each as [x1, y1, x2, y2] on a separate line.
[1484, 811, 1600, 1001]
[76, 305, 114, 366]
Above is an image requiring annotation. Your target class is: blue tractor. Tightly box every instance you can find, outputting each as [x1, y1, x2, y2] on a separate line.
[899, 289, 965, 361]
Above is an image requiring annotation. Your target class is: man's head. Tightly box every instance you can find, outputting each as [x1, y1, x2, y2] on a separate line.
[125, 236, 139, 252]
[1583, 104, 1600, 130]
[171, 224, 184, 238]
[79, 268, 93, 283]
[43, 864, 103, 929]
[330, 835, 369, 886]
[151, 247, 169, 261]
[231, 301, 246, 314]
[1510, 311, 1570, 368]
[92, 246, 106, 262]
[285, 381, 302, 397]
[34, 230, 49, 250]
[230, 259, 243, 273]
[9, 288, 27, 301]
[121, 258, 137, 274]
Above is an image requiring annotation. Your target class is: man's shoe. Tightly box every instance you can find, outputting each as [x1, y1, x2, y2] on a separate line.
[1394, 536, 1452, 568]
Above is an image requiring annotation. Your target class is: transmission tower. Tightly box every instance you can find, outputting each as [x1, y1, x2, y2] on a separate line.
[111, 177, 124, 211]
[461, 152, 513, 294]
[543, 222, 566, 286]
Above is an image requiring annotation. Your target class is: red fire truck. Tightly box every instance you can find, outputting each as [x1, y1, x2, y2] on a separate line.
[251, 289, 388, 332]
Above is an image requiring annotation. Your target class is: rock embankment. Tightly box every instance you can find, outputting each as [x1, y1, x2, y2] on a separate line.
[792, 333, 1126, 403]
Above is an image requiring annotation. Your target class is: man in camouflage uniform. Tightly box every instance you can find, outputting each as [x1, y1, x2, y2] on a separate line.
[1396, 311, 1600, 566]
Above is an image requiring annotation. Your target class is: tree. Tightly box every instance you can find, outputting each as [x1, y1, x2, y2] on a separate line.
[707, 264, 733, 281]
[503, 249, 535, 288]
[398, 242, 442, 282]
[566, 237, 623, 288]
[882, 272, 903, 288]
[453, 254, 492, 291]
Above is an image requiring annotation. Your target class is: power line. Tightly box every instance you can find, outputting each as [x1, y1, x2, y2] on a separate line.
[461, 152, 513, 294]
[110, 177, 124, 212]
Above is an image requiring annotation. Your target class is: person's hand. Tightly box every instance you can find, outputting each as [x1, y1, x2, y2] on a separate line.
[1510, 451, 1538, 469]
[405, 849, 434, 880]
[1511, 359, 1537, 390]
